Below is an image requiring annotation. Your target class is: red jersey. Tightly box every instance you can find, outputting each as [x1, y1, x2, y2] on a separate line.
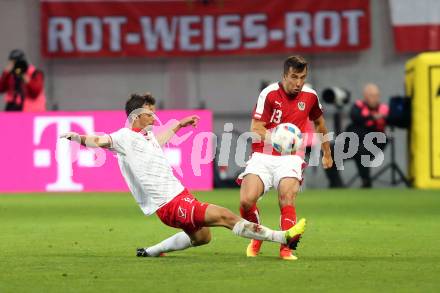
[251, 82, 323, 155]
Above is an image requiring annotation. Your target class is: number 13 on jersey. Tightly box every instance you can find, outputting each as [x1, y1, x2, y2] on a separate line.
[270, 109, 282, 123]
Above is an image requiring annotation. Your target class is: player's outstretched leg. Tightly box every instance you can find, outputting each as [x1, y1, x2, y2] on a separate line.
[137, 228, 212, 257]
[204, 204, 306, 249]
[137, 231, 193, 257]
[240, 174, 265, 257]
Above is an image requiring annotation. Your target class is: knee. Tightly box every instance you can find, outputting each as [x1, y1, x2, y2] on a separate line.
[240, 182, 261, 211]
[279, 192, 297, 206]
[192, 234, 211, 246]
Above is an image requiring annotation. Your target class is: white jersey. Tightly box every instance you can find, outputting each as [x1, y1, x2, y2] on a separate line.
[109, 128, 184, 215]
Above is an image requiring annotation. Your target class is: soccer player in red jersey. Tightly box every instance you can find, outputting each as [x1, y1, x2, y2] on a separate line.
[237, 56, 333, 260]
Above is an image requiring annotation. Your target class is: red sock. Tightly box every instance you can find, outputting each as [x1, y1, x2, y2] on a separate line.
[280, 205, 297, 231]
[240, 204, 260, 224]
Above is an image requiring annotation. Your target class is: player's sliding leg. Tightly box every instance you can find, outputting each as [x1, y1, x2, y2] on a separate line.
[137, 231, 193, 257]
[137, 228, 212, 257]
[239, 174, 264, 257]
[278, 177, 300, 260]
[204, 204, 306, 247]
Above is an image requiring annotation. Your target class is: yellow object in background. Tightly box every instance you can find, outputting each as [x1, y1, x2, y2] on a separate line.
[406, 52, 440, 188]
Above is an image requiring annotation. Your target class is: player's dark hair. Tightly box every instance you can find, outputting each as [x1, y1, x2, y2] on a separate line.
[283, 55, 308, 75]
[125, 93, 156, 117]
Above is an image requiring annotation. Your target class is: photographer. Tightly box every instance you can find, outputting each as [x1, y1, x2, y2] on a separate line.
[325, 83, 389, 188]
[0, 49, 46, 111]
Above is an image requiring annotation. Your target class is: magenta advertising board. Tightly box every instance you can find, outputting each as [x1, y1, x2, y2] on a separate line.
[0, 110, 213, 193]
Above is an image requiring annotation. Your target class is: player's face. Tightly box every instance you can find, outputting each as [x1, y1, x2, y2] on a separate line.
[138, 104, 156, 128]
[282, 67, 307, 96]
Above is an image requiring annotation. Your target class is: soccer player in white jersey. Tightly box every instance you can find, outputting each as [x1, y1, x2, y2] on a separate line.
[60, 93, 306, 258]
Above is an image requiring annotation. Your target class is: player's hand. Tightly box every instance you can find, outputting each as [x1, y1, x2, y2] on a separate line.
[22, 74, 30, 83]
[5, 61, 14, 73]
[60, 132, 80, 141]
[372, 113, 384, 120]
[322, 153, 333, 169]
[179, 115, 200, 128]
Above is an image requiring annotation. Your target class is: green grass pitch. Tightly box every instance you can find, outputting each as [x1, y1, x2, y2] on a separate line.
[1, 188, 439, 292]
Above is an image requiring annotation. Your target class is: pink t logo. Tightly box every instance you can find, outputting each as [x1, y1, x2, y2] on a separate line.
[34, 116, 96, 191]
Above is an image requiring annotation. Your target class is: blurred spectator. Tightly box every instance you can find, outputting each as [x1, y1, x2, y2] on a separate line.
[325, 83, 389, 188]
[0, 49, 46, 111]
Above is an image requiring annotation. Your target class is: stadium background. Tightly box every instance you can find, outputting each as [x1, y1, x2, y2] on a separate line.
[0, 0, 411, 188]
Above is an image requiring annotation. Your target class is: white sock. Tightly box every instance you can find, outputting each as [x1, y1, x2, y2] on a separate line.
[146, 232, 193, 256]
[232, 219, 287, 244]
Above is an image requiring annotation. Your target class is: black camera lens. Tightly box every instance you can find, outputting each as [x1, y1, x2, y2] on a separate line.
[12, 59, 28, 75]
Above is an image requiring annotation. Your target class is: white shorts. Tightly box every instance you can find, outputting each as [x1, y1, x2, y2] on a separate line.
[237, 152, 306, 194]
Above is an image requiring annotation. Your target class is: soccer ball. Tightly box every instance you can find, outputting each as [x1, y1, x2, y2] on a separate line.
[271, 123, 303, 153]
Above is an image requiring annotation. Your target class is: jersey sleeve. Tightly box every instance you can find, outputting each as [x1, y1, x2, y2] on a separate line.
[108, 128, 127, 154]
[252, 92, 273, 123]
[309, 94, 323, 121]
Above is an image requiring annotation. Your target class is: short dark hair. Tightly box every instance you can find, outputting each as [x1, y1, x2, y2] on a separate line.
[8, 49, 26, 62]
[283, 55, 308, 75]
[125, 93, 156, 117]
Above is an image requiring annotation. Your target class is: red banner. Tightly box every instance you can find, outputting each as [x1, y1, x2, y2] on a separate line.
[390, 0, 440, 53]
[41, 0, 370, 58]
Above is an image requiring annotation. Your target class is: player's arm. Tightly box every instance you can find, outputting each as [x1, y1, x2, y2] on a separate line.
[250, 119, 272, 143]
[156, 115, 199, 146]
[24, 70, 44, 99]
[313, 115, 333, 169]
[0, 61, 13, 93]
[60, 132, 111, 148]
[251, 89, 274, 143]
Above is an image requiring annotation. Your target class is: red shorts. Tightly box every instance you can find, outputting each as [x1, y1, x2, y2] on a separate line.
[156, 189, 209, 234]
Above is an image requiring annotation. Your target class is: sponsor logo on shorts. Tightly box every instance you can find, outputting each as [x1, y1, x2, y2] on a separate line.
[178, 206, 187, 219]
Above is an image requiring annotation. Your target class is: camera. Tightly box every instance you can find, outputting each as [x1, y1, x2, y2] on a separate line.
[12, 59, 28, 76]
[322, 87, 351, 107]
[8, 49, 28, 76]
